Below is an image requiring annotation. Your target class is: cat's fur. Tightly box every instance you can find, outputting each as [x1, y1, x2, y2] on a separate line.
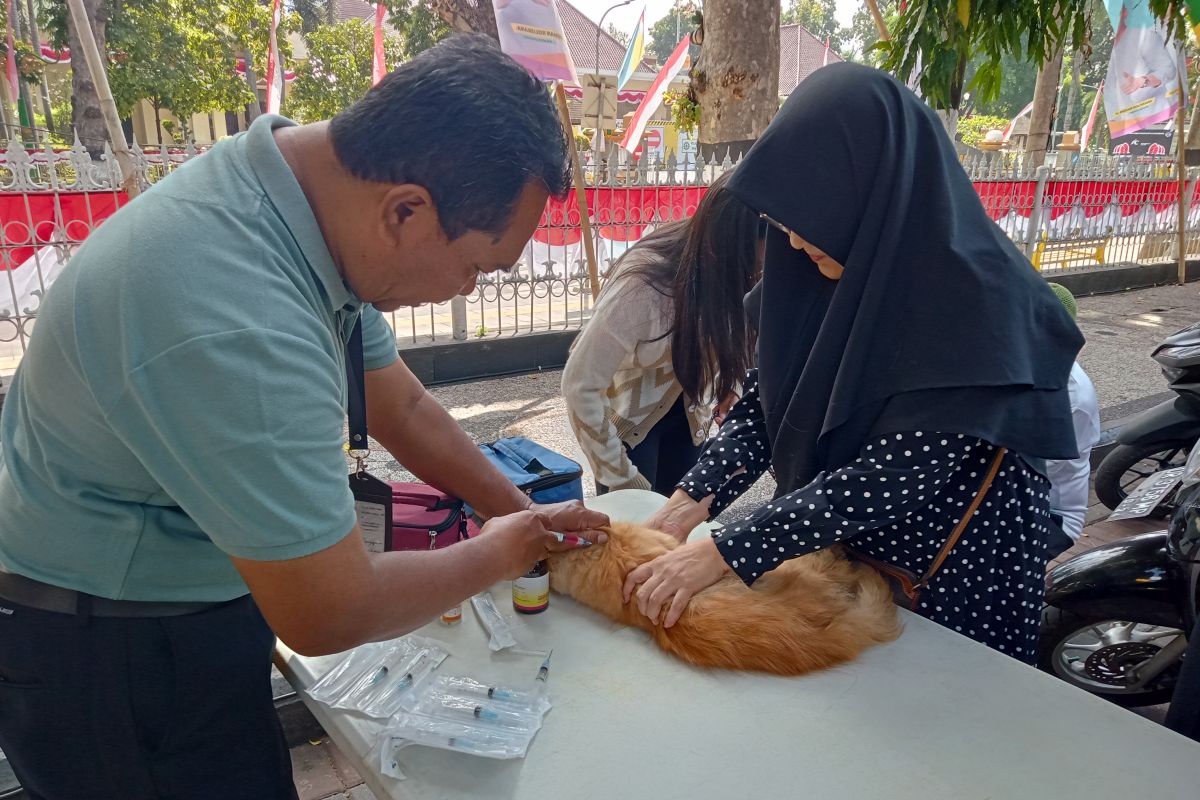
[547, 522, 900, 675]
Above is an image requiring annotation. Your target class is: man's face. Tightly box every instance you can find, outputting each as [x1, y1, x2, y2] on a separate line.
[351, 181, 549, 311]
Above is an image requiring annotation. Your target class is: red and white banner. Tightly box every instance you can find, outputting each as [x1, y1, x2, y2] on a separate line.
[265, 0, 283, 114]
[822, 36, 831, 67]
[618, 36, 689, 154]
[372, 3, 386, 86]
[1081, 81, 1104, 151]
[1002, 101, 1035, 141]
[5, 0, 19, 106]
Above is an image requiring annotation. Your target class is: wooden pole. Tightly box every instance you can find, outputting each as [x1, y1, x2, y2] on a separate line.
[553, 80, 601, 300]
[865, 0, 891, 41]
[65, 0, 139, 197]
[1178, 78, 1188, 287]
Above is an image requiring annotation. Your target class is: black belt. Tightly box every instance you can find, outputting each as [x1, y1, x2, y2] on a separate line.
[0, 570, 226, 618]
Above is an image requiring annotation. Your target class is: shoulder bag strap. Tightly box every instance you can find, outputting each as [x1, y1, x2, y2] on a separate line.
[914, 446, 1008, 592]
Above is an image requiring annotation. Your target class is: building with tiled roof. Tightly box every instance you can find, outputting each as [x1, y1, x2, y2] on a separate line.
[779, 23, 843, 98]
[335, 0, 375, 22]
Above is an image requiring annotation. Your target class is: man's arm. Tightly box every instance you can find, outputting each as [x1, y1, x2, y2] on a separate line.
[364, 358, 531, 519]
[233, 511, 551, 656]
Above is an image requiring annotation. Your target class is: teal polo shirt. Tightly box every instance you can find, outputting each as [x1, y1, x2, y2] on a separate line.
[0, 115, 399, 602]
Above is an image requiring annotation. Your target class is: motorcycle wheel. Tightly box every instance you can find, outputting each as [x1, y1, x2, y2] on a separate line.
[1094, 439, 1194, 513]
[1039, 605, 1184, 707]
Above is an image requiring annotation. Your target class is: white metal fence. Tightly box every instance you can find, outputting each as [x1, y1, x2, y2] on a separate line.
[1, 140, 1196, 378]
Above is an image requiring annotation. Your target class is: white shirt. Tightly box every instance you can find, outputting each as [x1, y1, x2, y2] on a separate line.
[1045, 362, 1102, 541]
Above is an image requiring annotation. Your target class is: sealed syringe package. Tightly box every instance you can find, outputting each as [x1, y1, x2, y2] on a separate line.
[306, 635, 448, 718]
[376, 673, 554, 775]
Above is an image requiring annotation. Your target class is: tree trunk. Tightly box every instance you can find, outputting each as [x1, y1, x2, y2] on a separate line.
[243, 48, 261, 124]
[1026, 48, 1063, 169]
[65, 0, 108, 158]
[430, 0, 498, 39]
[1065, 53, 1080, 133]
[24, 0, 56, 137]
[692, 0, 780, 160]
[1187, 74, 1200, 149]
[11, 0, 34, 141]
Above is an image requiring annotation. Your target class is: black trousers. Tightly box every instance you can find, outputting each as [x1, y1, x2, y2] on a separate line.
[1044, 515, 1076, 561]
[1166, 613, 1200, 742]
[0, 593, 297, 799]
[598, 397, 704, 496]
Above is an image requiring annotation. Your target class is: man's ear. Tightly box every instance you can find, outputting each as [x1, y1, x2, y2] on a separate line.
[379, 184, 438, 246]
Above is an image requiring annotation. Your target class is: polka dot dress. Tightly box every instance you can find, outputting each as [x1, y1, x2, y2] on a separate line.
[679, 373, 1053, 664]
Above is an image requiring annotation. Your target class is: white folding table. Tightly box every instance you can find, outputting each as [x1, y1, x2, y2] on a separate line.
[276, 490, 1200, 799]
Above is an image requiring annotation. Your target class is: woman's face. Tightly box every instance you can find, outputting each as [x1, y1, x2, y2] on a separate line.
[786, 231, 844, 281]
[760, 213, 844, 281]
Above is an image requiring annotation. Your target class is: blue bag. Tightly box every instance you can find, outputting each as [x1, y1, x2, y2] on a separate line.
[475, 437, 583, 509]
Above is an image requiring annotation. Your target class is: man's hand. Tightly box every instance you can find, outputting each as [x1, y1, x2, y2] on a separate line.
[530, 500, 609, 544]
[478, 510, 562, 578]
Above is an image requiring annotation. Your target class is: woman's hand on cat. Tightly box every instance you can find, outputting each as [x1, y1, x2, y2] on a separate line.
[645, 490, 713, 543]
[622, 537, 732, 628]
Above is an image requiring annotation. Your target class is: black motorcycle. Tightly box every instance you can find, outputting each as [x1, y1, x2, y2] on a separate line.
[1040, 437, 1200, 706]
[1094, 321, 1200, 515]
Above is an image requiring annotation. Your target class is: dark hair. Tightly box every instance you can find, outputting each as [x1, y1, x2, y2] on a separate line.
[613, 171, 762, 405]
[329, 34, 570, 239]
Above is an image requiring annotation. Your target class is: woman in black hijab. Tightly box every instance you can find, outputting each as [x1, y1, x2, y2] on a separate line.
[623, 63, 1083, 664]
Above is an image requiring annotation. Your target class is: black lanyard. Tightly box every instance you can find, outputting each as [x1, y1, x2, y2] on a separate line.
[345, 317, 368, 461]
[344, 315, 393, 548]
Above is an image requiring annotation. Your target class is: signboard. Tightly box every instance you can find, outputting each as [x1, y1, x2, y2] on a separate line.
[492, 0, 579, 84]
[1103, 0, 1186, 140]
[636, 126, 664, 161]
[1110, 125, 1174, 155]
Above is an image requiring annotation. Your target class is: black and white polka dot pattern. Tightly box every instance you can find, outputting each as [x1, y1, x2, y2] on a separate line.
[678, 375, 1053, 664]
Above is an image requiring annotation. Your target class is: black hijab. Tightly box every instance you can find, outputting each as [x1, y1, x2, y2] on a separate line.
[728, 63, 1084, 496]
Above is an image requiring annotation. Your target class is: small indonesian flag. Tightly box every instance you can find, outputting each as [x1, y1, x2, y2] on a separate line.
[372, 3, 387, 85]
[1002, 100, 1035, 142]
[265, 0, 283, 114]
[1081, 82, 1103, 152]
[619, 35, 690, 154]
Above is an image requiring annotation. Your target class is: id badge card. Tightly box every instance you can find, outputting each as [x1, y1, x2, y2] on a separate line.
[350, 470, 393, 552]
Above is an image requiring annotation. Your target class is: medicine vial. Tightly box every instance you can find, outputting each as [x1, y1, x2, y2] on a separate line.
[441, 604, 462, 625]
[512, 560, 549, 614]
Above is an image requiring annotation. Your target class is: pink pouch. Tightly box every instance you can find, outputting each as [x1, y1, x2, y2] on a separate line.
[387, 482, 480, 552]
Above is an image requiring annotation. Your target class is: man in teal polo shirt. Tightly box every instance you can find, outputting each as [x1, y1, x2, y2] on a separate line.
[0, 36, 606, 797]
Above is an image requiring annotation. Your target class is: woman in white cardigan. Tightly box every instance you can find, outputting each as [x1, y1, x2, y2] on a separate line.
[562, 172, 762, 494]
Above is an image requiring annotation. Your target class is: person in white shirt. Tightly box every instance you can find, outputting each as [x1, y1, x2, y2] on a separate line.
[562, 172, 762, 493]
[1045, 283, 1102, 557]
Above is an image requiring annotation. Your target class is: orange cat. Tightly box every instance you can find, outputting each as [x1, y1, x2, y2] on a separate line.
[547, 522, 900, 675]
